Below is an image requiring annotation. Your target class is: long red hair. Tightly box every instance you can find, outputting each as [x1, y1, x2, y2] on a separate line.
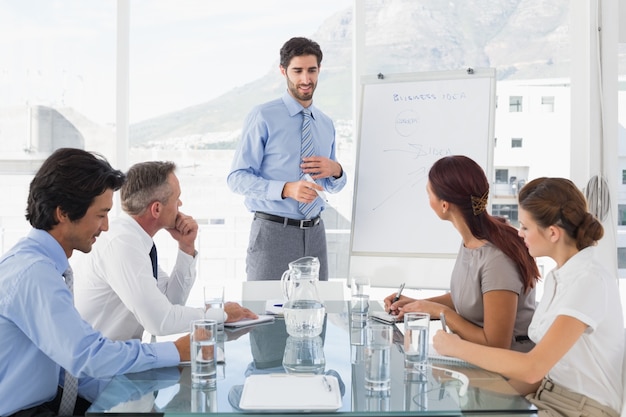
[428, 155, 539, 292]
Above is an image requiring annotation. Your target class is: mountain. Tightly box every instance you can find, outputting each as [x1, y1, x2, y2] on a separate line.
[128, 0, 583, 146]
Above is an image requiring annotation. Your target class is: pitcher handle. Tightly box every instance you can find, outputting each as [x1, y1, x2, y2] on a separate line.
[280, 269, 291, 300]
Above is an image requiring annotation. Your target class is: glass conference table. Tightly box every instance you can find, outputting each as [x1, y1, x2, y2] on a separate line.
[87, 300, 536, 416]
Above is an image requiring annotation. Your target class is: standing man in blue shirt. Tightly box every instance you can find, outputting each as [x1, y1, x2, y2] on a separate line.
[228, 37, 347, 281]
[0, 148, 190, 417]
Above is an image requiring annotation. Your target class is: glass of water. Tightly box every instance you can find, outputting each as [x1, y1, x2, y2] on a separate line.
[191, 385, 217, 413]
[364, 323, 393, 391]
[204, 286, 225, 331]
[403, 312, 430, 372]
[190, 319, 217, 388]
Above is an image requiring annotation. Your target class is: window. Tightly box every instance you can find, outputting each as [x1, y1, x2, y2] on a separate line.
[4, 1, 625, 289]
[492, 204, 519, 224]
[509, 96, 523, 112]
[0, 1, 352, 289]
[541, 96, 555, 112]
[495, 169, 509, 183]
[619, 247, 626, 269]
[0, 1, 116, 251]
[511, 138, 523, 148]
[619, 205, 626, 226]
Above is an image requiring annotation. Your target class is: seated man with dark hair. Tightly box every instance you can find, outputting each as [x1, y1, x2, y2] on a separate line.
[0, 148, 191, 417]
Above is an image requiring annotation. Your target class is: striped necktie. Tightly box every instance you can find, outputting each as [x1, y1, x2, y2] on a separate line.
[59, 267, 78, 416]
[298, 108, 322, 219]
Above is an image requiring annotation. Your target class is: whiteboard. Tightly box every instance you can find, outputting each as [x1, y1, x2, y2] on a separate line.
[349, 69, 495, 288]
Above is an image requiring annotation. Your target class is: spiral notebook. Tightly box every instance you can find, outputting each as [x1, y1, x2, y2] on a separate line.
[428, 344, 476, 368]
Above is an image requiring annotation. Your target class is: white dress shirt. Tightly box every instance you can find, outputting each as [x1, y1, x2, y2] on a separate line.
[528, 246, 624, 411]
[73, 213, 218, 341]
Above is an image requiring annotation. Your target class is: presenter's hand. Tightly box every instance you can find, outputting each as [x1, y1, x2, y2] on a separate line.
[383, 294, 414, 315]
[301, 156, 342, 179]
[224, 302, 258, 323]
[282, 180, 323, 204]
[167, 212, 198, 256]
[173, 333, 191, 362]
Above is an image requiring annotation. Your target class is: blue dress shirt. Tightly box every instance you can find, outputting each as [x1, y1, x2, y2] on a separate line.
[0, 228, 180, 416]
[227, 91, 347, 219]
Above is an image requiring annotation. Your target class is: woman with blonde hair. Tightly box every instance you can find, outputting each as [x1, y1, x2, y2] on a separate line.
[434, 177, 624, 417]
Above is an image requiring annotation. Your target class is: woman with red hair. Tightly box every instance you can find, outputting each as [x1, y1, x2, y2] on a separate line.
[385, 155, 540, 352]
[434, 177, 623, 416]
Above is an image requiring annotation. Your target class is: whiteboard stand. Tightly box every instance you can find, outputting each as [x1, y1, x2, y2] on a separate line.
[349, 68, 496, 290]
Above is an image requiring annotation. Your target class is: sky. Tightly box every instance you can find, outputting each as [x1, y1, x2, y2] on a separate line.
[0, 0, 352, 124]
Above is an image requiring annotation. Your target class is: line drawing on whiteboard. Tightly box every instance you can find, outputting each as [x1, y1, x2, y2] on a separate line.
[395, 109, 419, 137]
[383, 142, 453, 159]
[369, 166, 428, 211]
[367, 143, 452, 211]
[351, 70, 495, 257]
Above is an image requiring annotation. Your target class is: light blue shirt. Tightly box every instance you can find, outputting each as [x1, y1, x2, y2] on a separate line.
[0, 228, 180, 416]
[227, 91, 347, 219]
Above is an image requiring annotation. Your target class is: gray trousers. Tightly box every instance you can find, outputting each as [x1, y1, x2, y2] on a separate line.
[246, 215, 329, 281]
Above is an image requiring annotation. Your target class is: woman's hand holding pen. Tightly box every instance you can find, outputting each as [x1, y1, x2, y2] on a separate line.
[383, 293, 412, 315]
[432, 329, 462, 357]
[391, 299, 452, 322]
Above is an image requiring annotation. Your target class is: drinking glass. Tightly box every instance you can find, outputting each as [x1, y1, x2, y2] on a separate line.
[404, 312, 430, 372]
[204, 286, 225, 331]
[350, 293, 369, 322]
[350, 276, 370, 297]
[364, 323, 393, 391]
[190, 319, 217, 388]
[190, 385, 217, 412]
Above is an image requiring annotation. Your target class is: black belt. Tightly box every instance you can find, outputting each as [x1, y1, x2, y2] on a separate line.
[254, 212, 321, 229]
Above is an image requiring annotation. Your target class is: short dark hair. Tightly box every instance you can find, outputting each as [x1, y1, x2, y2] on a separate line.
[121, 161, 177, 215]
[26, 148, 125, 230]
[279, 37, 323, 68]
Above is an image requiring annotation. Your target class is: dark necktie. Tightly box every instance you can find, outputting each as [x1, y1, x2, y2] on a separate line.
[298, 108, 322, 219]
[149, 243, 158, 280]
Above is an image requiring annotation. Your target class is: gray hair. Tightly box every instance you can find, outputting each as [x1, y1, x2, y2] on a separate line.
[121, 161, 176, 215]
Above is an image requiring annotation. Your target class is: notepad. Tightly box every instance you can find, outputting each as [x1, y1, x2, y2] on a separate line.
[223, 314, 274, 329]
[239, 374, 342, 411]
[369, 310, 400, 324]
[428, 344, 476, 368]
[265, 299, 285, 317]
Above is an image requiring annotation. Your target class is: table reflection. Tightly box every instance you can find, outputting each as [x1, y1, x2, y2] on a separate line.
[87, 301, 535, 415]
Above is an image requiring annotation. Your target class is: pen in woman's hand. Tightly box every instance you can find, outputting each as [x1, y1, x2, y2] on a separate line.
[440, 312, 448, 332]
[391, 283, 405, 304]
